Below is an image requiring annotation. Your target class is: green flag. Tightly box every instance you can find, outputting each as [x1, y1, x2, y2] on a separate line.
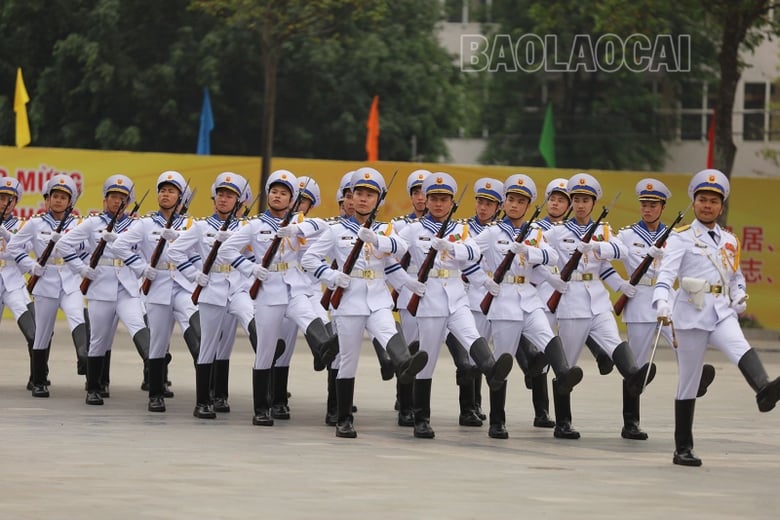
[539, 102, 556, 168]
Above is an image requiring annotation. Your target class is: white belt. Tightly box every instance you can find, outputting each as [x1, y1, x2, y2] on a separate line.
[486, 272, 526, 284]
[46, 258, 65, 266]
[350, 269, 384, 280]
[155, 262, 177, 270]
[568, 272, 594, 281]
[210, 264, 233, 273]
[268, 262, 289, 272]
[97, 258, 124, 267]
[636, 275, 656, 286]
[426, 269, 460, 279]
[546, 265, 559, 274]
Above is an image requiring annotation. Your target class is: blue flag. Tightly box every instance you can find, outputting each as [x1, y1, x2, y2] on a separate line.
[197, 87, 214, 155]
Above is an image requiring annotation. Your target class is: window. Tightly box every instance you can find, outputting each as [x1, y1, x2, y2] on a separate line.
[744, 82, 767, 141]
[769, 82, 780, 141]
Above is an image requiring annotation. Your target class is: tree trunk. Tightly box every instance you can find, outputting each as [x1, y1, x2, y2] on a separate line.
[259, 43, 279, 214]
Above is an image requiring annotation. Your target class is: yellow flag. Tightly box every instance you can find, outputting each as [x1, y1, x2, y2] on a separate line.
[14, 68, 31, 148]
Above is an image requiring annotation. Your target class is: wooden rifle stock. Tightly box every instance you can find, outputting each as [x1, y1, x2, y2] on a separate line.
[141, 180, 190, 295]
[547, 196, 617, 313]
[27, 200, 78, 293]
[80, 198, 130, 295]
[479, 205, 543, 315]
[613, 208, 686, 315]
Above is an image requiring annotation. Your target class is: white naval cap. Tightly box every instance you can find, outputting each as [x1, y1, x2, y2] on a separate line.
[0, 177, 23, 199]
[688, 169, 730, 201]
[213, 172, 248, 197]
[266, 169, 298, 199]
[503, 174, 536, 203]
[297, 176, 321, 208]
[422, 172, 457, 197]
[48, 174, 79, 199]
[406, 169, 431, 194]
[567, 173, 602, 201]
[545, 178, 570, 200]
[635, 178, 671, 202]
[350, 167, 386, 194]
[336, 171, 355, 204]
[474, 177, 505, 204]
[157, 170, 187, 193]
[103, 174, 134, 200]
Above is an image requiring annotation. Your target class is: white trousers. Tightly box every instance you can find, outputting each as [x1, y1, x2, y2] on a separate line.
[0, 286, 31, 323]
[416, 306, 481, 380]
[253, 294, 319, 370]
[32, 291, 84, 351]
[557, 312, 622, 365]
[626, 321, 673, 366]
[198, 292, 254, 364]
[147, 287, 198, 360]
[333, 309, 397, 379]
[87, 286, 146, 356]
[492, 308, 555, 358]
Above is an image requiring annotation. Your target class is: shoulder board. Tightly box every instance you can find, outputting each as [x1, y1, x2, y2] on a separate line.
[143, 211, 156, 218]
[722, 227, 736, 239]
[673, 224, 691, 232]
[323, 216, 341, 222]
[374, 220, 387, 226]
[485, 221, 498, 227]
[619, 224, 632, 231]
[88, 210, 101, 216]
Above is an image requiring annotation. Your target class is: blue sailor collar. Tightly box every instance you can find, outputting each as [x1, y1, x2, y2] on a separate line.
[2, 215, 18, 229]
[468, 215, 489, 235]
[151, 211, 184, 229]
[631, 220, 666, 246]
[42, 211, 74, 229]
[258, 210, 283, 231]
[421, 214, 458, 236]
[206, 213, 239, 231]
[341, 215, 384, 235]
[537, 216, 554, 231]
[564, 218, 594, 238]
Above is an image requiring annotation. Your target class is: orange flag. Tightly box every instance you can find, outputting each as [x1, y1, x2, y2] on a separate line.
[365, 95, 379, 161]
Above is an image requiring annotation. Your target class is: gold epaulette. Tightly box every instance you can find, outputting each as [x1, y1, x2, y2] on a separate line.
[89, 210, 101, 217]
[674, 224, 691, 232]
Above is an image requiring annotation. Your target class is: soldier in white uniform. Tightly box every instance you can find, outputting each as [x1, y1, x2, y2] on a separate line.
[0, 177, 39, 389]
[471, 174, 583, 439]
[56, 175, 151, 405]
[167, 172, 256, 419]
[541, 173, 655, 439]
[218, 170, 339, 427]
[653, 169, 780, 467]
[112, 171, 201, 413]
[8, 174, 87, 397]
[396, 172, 513, 439]
[302, 167, 429, 438]
[336, 171, 356, 218]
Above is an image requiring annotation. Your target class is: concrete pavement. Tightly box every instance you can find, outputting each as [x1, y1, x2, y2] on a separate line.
[1, 321, 779, 519]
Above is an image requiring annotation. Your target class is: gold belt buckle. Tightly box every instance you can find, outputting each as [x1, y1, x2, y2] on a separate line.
[513, 275, 526, 284]
[275, 262, 288, 272]
[709, 284, 723, 294]
[219, 264, 232, 273]
[113, 259, 124, 267]
[435, 269, 450, 278]
[581, 273, 593, 281]
[55, 258, 65, 266]
[0, 260, 6, 267]
[362, 270, 375, 280]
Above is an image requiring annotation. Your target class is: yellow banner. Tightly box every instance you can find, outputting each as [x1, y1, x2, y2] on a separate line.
[1, 146, 777, 330]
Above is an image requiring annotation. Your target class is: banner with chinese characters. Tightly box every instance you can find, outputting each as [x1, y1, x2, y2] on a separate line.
[1, 146, 777, 330]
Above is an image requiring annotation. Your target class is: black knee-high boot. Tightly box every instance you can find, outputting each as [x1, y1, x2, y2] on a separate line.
[552, 378, 579, 439]
[193, 363, 216, 419]
[18, 307, 36, 389]
[372, 337, 395, 381]
[531, 373, 555, 428]
[99, 350, 111, 398]
[213, 359, 231, 412]
[457, 372, 482, 426]
[147, 357, 166, 412]
[271, 366, 291, 419]
[621, 380, 648, 440]
[488, 381, 508, 439]
[544, 336, 583, 393]
[133, 328, 151, 391]
[252, 369, 274, 426]
[31, 348, 49, 398]
[413, 379, 435, 439]
[473, 372, 486, 420]
[397, 376, 415, 426]
[85, 356, 104, 405]
[183, 312, 201, 362]
[673, 399, 701, 466]
[325, 367, 338, 426]
[738, 349, 780, 412]
[612, 342, 656, 397]
[304, 318, 339, 371]
[71, 323, 89, 376]
[586, 335, 614, 375]
[469, 338, 513, 391]
[386, 333, 428, 384]
[335, 377, 357, 438]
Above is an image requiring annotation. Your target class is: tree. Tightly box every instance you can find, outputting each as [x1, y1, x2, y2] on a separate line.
[190, 0, 384, 211]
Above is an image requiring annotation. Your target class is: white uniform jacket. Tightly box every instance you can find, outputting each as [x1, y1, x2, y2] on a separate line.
[7, 212, 83, 298]
[112, 212, 197, 305]
[1, 216, 28, 292]
[167, 214, 247, 306]
[652, 219, 744, 331]
[464, 217, 491, 312]
[55, 212, 140, 300]
[616, 221, 671, 323]
[217, 211, 319, 305]
[397, 215, 481, 318]
[543, 219, 627, 319]
[472, 219, 558, 320]
[301, 216, 407, 316]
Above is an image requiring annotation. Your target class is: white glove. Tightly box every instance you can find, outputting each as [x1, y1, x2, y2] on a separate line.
[647, 245, 665, 259]
[431, 237, 454, 253]
[484, 278, 501, 296]
[508, 241, 528, 257]
[357, 227, 379, 246]
[548, 275, 569, 294]
[252, 265, 269, 281]
[195, 272, 210, 287]
[730, 292, 748, 314]
[143, 266, 158, 281]
[575, 241, 596, 254]
[656, 300, 671, 323]
[80, 266, 97, 280]
[214, 230, 232, 243]
[619, 282, 638, 298]
[160, 228, 179, 242]
[333, 272, 351, 289]
[276, 224, 300, 239]
[102, 230, 118, 243]
[404, 279, 426, 297]
[50, 231, 62, 243]
[0, 226, 11, 241]
[31, 264, 46, 277]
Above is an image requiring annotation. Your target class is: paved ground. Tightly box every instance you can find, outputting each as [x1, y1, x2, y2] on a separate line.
[2, 322, 780, 519]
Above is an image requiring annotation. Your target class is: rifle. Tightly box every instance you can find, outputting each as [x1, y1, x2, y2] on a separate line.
[192, 182, 249, 304]
[27, 193, 81, 293]
[406, 186, 468, 317]
[241, 192, 261, 218]
[480, 204, 543, 315]
[547, 192, 620, 313]
[141, 179, 191, 295]
[180, 188, 197, 215]
[613, 204, 689, 315]
[248, 178, 311, 300]
[329, 170, 398, 310]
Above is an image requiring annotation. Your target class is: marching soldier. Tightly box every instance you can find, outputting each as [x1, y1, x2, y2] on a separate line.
[396, 172, 513, 439]
[653, 169, 780, 466]
[112, 171, 200, 412]
[55, 175, 151, 405]
[167, 172, 257, 419]
[0, 177, 39, 389]
[218, 169, 339, 427]
[337, 171, 356, 218]
[470, 174, 583, 438]
[301, 167, 428, 438]
[541, 173, 655, 439]
[8, 174, 88, 397]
